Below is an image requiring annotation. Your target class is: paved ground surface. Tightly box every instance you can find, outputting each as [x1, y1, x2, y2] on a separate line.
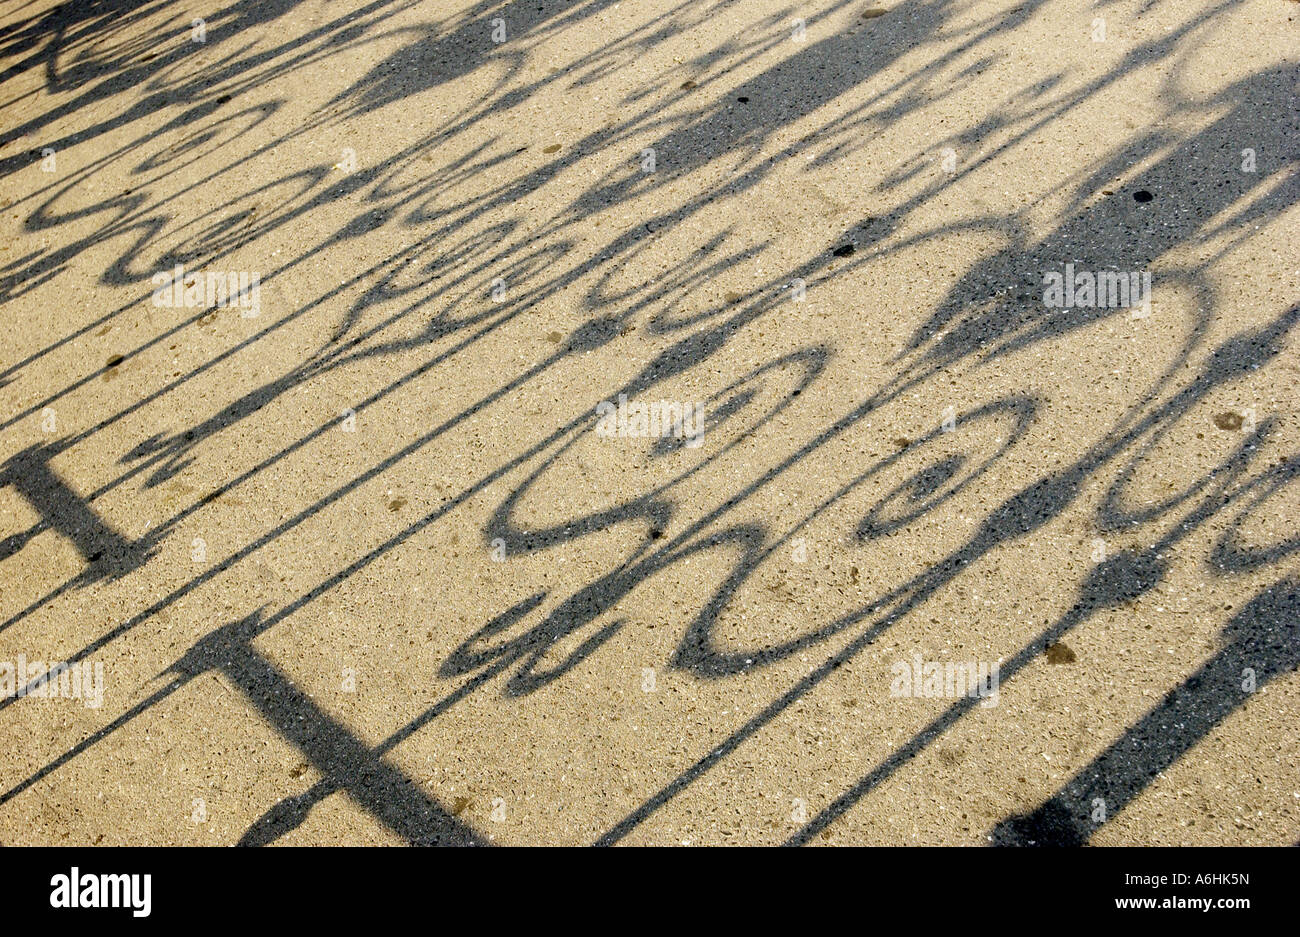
[1, 0, 1297, 846]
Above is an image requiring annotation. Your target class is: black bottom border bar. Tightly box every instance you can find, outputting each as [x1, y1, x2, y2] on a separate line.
[0, 845, 1284, 924]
